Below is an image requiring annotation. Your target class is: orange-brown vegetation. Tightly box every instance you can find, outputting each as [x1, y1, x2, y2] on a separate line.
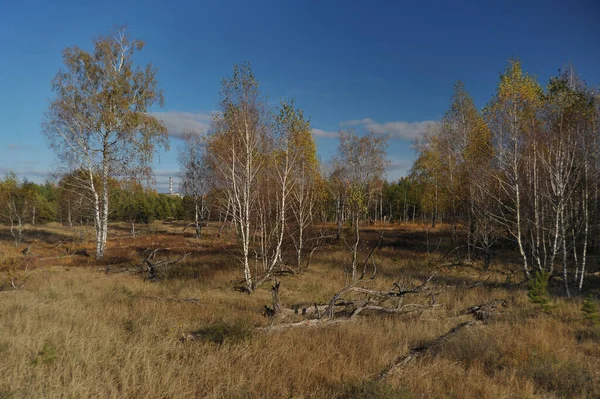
[0, 222, 599, 398]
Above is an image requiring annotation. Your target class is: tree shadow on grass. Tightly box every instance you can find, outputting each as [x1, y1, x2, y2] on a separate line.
[0, 227, 74, 246]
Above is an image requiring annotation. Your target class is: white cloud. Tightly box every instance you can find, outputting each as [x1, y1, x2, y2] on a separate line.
[311, 128, 339, 139]
[154, 112, 434, 142]
[151, 111, 213, 139]
[341, 118, 436, 140]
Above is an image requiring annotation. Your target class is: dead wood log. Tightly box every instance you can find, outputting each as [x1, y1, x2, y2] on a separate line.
[462, 299, 508, 320]
[322, 279, 365, 319]
[51, 238, 74, 248]
[272, 265, 297, 276]
[466, 276, 491, 290]
[98, 249, 190, 278]
[11, 278, 22, 290]
[233, 285, 252, 294]
[71, 248, 90, 257]
[263, 281, 282, 320]
[430, 245, 466, 268]
[142, 248, 189, 280]
[349, 287, 419, 297]
[97, 266, 144, 275]
[263, 281, 353, 320]
[376, 320, 481, 380]
[262, 276, 441, 329]
[137, 295, 201, 305]
[341, 274, 439, 319]
[256, 317, 356, 332]
[258, 303, 430, 332]
[37, 254, 80, 261]
[292, 302, 352, 317]
[376, 297, 512, 380]
[361, 303, 439, 314]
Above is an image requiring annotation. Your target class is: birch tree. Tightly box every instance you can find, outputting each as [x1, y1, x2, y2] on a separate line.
[178, 132, 211, 239]
[444, 82, 493, 257]
[326, 160, 348, 240]
[286, 106, 320, 270]
[0, 173, 34, 247]
[543, 70, 597, 294]
[43, 28, 168, 259]
[254, 100, 314, 278]
[336, 129, 388, 281]
[273, 100, 320, 270]
[207, 63, 269, 292]
[57, 170, 96, 228]
[411, 133, 446, 228]
[485, 59, 543, 279]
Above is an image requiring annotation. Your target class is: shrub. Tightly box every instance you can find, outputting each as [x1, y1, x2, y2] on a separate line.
[189, 322, 252, 345]
[582, 295, 599, 323]
[337, 380, 411, 399]
[528, 271, 551, 309]
[31, 343, 57, 366]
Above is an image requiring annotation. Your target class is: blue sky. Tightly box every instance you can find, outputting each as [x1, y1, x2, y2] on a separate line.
[1, 0, 599, 192]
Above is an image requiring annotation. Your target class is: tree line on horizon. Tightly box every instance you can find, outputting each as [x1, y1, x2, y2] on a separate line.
[0, 28, 598, 294]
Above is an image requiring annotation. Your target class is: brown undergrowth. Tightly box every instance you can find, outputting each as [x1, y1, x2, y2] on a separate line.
[0, 222, 598, 398]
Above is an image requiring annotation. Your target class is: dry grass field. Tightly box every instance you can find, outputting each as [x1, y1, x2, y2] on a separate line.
[0, 222, 599, 398]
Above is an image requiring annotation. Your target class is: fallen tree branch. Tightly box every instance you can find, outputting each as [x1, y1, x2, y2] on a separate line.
[322, 279, 365, 319]
[143, 248, 190, 280]
[350, 287, 419, 297]
[376, 320, 481, 380]
[11, 278, 21, 290]
[97, 266, 144, 275]
[263, 281, 282, 320]
[292, 302, 354, 317]
[362, 303, 440, 314]
[38, 254, 84, 261]
[430, 245, 465, 268]
[261, 276, 442, 329]
[137, 295, 201, 305]
[376, 297, 511, 380]
[466, 276, 492, 290]
[96, 249, 190, 279]
[272, 265, 298, 276]
[462, 298, 508, 320]
[438, 262, 482, 273]
[257, 317, 356, 332]
[71, 248, 90, 257]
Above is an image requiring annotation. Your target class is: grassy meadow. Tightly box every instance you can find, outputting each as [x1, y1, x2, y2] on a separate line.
[0, 222, 599, 398]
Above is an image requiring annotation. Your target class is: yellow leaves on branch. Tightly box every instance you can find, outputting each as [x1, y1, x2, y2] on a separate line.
[492, 59, 544, 122]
